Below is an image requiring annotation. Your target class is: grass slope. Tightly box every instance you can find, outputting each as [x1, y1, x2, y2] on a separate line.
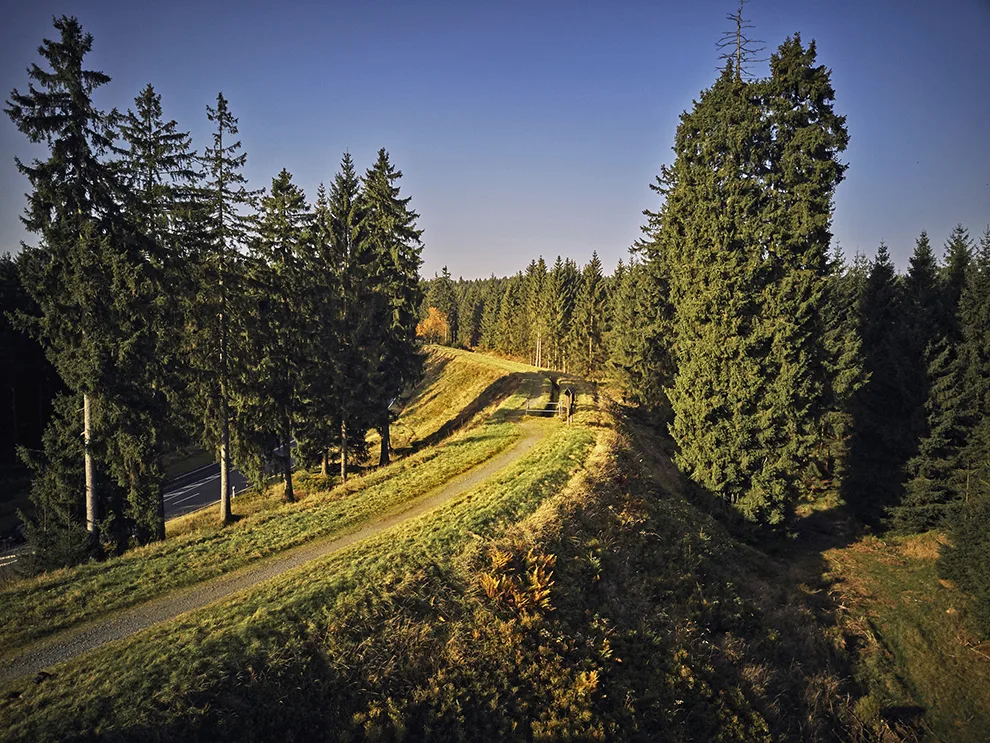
[0, 348, 541, 656]
[1, 374, 859, 742]
[826, 532, 990, 741]
[0, 383, 596, 741]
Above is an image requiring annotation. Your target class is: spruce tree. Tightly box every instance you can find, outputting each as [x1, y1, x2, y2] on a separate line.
[497, 275, 526, 356]
[952, 229, 990, 505]
[293, 183, 340, 476]
[187, 92, 257, 523]
[651, 35, 850, 526]
[426, 266, 458, 344]
[758, 34, 857, 513]
[524, 258, 548, 367]
[656, 65, 773, 521]
[6, 16, 121, 543]
[359, 149, 425, 467]
[544, 256, 576, 371]
[456, 282, 483, 348]
[328, 154, 377, 481]
[571, 252, 607, 376]
[893, 340, 970, 531]
[892, 230, 988, 531]
[238, 169, 310, 502]
[478, 275, 503, 350]
[936, 229, 990, 636]
[901, 231, 943, 436]
[606, 256, 668, 408]
[845, 244, 915, 523]
[109, 83, 198, 541]
[940, 225, 973, 339]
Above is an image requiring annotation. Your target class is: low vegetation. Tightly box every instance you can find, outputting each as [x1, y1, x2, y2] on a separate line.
[0, 374, 857, 741]
[0, 349, 536, 655]
[826, 531, 990, 741]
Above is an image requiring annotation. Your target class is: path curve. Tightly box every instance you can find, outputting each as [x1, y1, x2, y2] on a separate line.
[0, 422, 547, 684]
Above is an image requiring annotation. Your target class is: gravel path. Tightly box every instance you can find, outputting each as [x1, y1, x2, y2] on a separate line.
[0, 422, 546, 684]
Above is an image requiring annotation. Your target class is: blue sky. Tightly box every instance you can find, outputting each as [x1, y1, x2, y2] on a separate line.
[1, 0, 988, 279]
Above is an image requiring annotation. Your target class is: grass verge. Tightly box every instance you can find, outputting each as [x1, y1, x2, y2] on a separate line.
[0, 391, 533, 656]
[0, 403, 596, 741]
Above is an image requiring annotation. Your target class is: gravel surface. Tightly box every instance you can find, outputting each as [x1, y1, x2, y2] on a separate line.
[0, 423, 545, 684]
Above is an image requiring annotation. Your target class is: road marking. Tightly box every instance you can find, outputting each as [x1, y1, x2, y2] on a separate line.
[163, 474, 220, 502]
[165, 461, 216, 485]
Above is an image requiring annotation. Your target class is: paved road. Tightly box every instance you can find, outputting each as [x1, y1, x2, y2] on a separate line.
[0, 462, 251, 575]
[163, 462, 249, 520]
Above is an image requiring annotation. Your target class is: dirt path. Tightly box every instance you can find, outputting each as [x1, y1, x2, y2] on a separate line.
[0, 422, 547, 684]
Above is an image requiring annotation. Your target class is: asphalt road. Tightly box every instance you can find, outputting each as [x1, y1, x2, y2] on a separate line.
[163, 462, 249, 520]
[0, 446, 291, 573]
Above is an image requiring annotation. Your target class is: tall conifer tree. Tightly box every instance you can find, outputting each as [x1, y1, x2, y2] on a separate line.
[572, 252, 607, 376]
[110, 83, 198, 541]
[845, 244, 914, 523]
[6, 16, 121, 542]
[188, 92, 257, 523]
[649, 35, 850, 526]
[426, 266, 458, 344]
[293, 183, 341, 476]
[359, 149, 424, 467]
[239, 169, 310, 502]
[525, 258, 549, 367]
[327, 154, 377, 481]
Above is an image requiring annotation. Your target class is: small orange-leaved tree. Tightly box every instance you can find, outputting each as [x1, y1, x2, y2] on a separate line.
[417, 306, 450, 344]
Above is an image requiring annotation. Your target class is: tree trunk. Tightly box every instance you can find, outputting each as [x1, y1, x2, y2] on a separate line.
[219, 391, 232, 523]
[281, 407, 294, 503]
[218, 266, 232, 523]
[155, 478, 166, 542]
[378, 410, 391, 467]
[321, 449, 328, 477]
[83, 393, 97, 537]
[340, 420, 348, 483]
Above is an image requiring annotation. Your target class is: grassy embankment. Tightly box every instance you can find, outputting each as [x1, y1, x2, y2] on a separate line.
[1, 361, 866, 742]
[0, 347, 539, 656]
[825, 531, 990, 741]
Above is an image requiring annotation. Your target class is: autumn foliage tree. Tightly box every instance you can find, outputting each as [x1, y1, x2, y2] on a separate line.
[417, 307, 450, 344]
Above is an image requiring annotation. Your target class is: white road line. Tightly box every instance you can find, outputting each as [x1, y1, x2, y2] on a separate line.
[163, 474, 220, 502]
[165, 461, 216, 484]
[169, 487, 225, 508]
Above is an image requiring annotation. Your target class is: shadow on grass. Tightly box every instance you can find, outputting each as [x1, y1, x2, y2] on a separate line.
[614, 402, 893, 738]
[397, 371, 551, 455]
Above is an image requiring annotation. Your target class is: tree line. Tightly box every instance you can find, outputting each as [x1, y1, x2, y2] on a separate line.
[3, 16, 424, 567]
[419, 32, 989, 636]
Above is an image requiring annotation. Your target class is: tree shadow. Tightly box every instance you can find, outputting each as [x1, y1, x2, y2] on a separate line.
[396, 370, 547, 455]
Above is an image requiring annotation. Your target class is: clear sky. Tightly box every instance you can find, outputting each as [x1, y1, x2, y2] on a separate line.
[1, 0, 988, 279]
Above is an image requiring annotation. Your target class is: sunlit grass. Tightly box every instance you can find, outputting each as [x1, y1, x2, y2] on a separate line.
[0, 353, 544, 655]
[0, 406, 597, 740]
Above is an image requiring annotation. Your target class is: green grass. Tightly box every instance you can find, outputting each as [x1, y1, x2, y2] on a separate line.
[386, 346, 529, 450]
[3, 353, 923, 741]
[0, 371, 544, 656]
[0, 403, 597, 741]
[0, 381, 856, 742]
[826, 532, 990, 741]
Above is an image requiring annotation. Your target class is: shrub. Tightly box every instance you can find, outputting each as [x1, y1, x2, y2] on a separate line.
[939, 498, 990, 638]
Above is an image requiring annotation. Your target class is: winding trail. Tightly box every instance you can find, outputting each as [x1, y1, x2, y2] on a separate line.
[0, 421, 547, 684]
